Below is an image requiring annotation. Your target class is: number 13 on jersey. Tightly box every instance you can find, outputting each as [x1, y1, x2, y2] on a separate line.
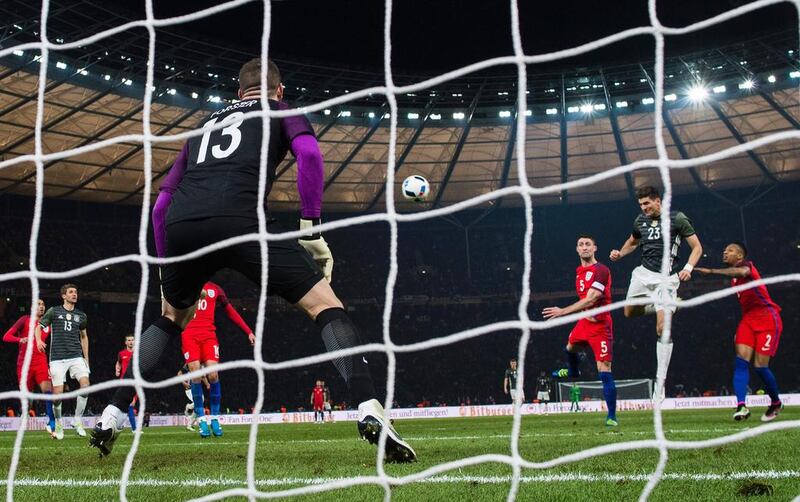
[197, 111, 245, 163]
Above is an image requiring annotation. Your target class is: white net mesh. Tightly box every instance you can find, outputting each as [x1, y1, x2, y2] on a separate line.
[0, 0, 799, 500]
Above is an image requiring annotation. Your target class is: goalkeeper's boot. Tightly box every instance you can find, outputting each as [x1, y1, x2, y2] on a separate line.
[210, 418, 223, 437]
[75, 422, 87, 437]
[89, 423, 120, 458]
[733, 404, 751, 421]
[54, 421, 64, 440]
[761, 401, 783, 423]
[198, 419, 211, 439]
[357, 399, 416, 463]
[605, 417, 619, 427]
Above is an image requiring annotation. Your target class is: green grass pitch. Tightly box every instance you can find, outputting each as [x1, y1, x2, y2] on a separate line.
[1, 408, 798, 501]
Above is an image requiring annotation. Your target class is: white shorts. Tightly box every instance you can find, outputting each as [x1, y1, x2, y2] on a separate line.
[626, 265, 680, 313]
[510, 389, 525, 402]
[323, 402, 331, 411]
[537, 391, 550, 401]
[49, 357, 90, 387]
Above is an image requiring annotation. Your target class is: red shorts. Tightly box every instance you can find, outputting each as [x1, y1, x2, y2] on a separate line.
[182, 331, 220, 363]
[16, 361, 51, 390]
[568, 318, 613, 362]
[735, 310, 782, 357]
[313, 402, 324, 411]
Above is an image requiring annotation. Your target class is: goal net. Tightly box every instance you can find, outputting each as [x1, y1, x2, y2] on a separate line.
[0, 0, 799, 501]
[557, 379, 653, 402]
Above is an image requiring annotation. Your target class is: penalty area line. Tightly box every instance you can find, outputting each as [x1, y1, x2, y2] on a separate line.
[2, 470, 799, 487]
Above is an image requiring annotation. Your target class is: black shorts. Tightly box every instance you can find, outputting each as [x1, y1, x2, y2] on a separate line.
[160, 216, 324, 309]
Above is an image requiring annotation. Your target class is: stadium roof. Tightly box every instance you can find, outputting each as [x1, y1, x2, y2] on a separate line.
[0, 1, 798, 211]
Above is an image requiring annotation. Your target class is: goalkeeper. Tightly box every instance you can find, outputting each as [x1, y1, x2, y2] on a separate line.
[90, 58, 416, 463]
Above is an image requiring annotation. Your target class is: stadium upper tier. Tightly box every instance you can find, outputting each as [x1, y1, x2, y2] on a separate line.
[0, 9, 798, 211]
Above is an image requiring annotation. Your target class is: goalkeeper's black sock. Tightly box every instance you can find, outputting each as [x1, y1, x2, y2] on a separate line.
[316, 307, 376, 406]
[110, 316, 181, 411]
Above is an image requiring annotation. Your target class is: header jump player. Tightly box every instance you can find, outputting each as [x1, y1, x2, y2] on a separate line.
[3, 299, 56, 435]
[90, 58, 416, 462]
[544, 234, 617, 426]
[696, 243, 784, 422]
[610, 186, 703, 402]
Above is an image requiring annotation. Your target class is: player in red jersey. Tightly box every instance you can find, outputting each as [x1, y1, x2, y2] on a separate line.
[311, 380, 325, 424]
[183, 281, 255, 438]
[115, 335, 139, 431]
[2, 299, 56, 434]
[543, 234, 618, 426]
[696, 242, 784, 422]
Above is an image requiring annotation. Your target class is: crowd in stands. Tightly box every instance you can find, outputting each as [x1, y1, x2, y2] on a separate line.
[1, 184, 798, 415]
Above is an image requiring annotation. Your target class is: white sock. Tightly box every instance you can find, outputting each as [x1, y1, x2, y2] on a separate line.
[75, 395, 88, 419]
[100, 405, 124, 431]
[656, 341, 674, 381]
[54, 401, 62, 420]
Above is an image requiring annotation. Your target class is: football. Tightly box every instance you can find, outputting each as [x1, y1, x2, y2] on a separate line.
[402, 175, 430, 202]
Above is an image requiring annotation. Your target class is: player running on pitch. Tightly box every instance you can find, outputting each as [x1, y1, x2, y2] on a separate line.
[544, 234, 618, 426]
[610, 186, 703, 402]
[90, 58, 416, 462]
[3, 299, 56, 435]
[115, 335, 138, 431]
[36, 284, 91, 439]
[695, 242, 784, 422]
[183, 281, 254, 438]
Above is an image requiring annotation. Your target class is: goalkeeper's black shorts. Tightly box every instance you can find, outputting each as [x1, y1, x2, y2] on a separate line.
[160, 216, 323, 309]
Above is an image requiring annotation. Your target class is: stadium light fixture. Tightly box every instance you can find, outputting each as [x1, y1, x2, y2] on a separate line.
[525, 109, 533, 116]
[167, 88, 177, 95]
[78, 69, 88, 76]
[579, 104, 593, 113]
[123, 79, 133, 86]
[208, 95, 221, 103]
[615, 101, 628, 108]
[191, 92, 199, 99]
[664, 93, 677, 101]
[55, 61, 67, 69]
[339, 110, 351, 117]
[641, 97, 655, 105]
[104, 74, 111, 81]
[738, 79, 755, 90]
[323, 109, 331, 116]
[430, 113, 442, 120]
[767, 75, 776, 83]
[498, 110, 511, 118]
[712, 85, 726, 94]
[453, 112, 465, 119]
[408, 112, 420, 119]
[790, 71, 800, 78]
[687, 85, 708, 102]
[545, 108, 558, 115]
[593, 103, 606, 111]
[13, 50, 24, 56]
[368, 112, 375, 118]
[383, 113, 391, 119]
[567, 106, 579, 113]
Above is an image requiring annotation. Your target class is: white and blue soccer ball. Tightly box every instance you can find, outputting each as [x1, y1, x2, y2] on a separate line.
[402, 175, 430, 202]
